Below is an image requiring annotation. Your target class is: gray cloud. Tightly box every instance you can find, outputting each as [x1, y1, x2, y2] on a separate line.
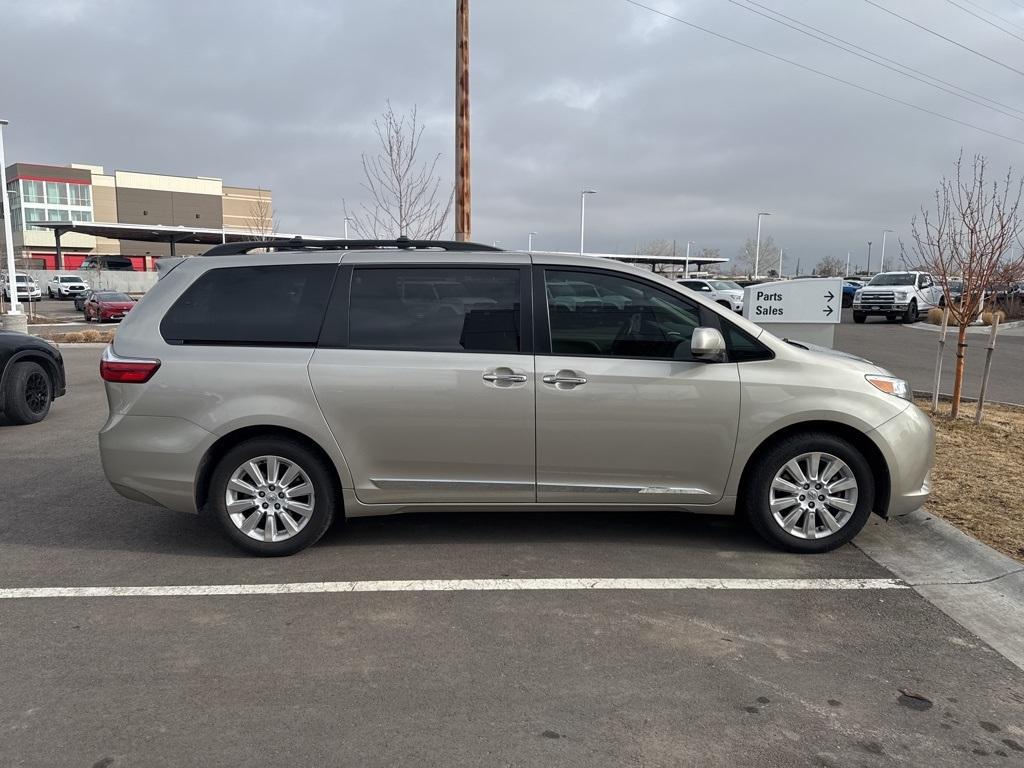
[3, 0, 1022, 271]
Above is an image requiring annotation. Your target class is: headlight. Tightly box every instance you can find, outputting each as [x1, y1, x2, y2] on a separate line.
[866, 374, 911, 401]
[894, 291, 908, 300]
[854, 289, 862, 298]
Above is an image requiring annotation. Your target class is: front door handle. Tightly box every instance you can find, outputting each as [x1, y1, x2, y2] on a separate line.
[542, 370, 588, 388]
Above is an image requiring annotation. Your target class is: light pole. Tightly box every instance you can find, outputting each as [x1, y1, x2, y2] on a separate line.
[866, 241, 873, 274]
[846, 251, 851, 276]
[343, 216, 353, 239]
[0, 119, 20, 316]
[879, 229, 894, 273]
[684, 240, 693, 278]
[528, 231, 537, 252]
[778, 248, 784, 278]
[579, 189, 596, 255]
[754, 211, 771, 278]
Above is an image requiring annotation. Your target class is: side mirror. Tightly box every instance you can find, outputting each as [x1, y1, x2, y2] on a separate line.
[690, 327, 727, 362]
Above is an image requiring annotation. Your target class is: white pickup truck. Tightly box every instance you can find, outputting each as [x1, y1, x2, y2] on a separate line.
[852, 271, 941, 323]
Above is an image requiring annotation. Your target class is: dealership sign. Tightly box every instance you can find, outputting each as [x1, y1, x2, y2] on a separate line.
[742, 278, 843, 325]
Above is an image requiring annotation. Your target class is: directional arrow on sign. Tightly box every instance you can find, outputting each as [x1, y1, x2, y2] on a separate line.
[824, 291, 835, 301]
[823, 306, 834, 316]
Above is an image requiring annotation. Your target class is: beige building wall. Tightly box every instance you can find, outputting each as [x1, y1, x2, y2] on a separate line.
[90, 172, 121, 255]
[223, 186, 274, 237]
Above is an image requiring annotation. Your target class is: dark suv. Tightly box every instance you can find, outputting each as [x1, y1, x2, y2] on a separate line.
[0, 331, 66, 424]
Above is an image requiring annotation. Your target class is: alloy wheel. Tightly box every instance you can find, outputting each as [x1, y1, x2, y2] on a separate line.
[768, 452, 858, 540]
[24, 372, 49, 414]
[224, 455, 316, 543]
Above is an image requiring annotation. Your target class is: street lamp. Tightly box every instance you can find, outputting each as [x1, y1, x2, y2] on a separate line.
[879, 229, 894, 273]
[343, 216, 353, 239]
[754, 211, 771, 278]
[579, 189, 596, 255]
[683, 240, 694, 278]
[528, 231, 537, 252]
[0, 118, 21, 317]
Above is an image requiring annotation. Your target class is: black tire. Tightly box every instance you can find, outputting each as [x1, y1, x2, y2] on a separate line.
[902, 301, 918, 323]
[2, 361, 53, 425]
[853, 311, 867, 324]
[741, 432, 874, 554]
[209, 437, 337, 556]
[47, 288, 54, 299]
[842, 294, 853, 308]
[717, 300, 731, 309]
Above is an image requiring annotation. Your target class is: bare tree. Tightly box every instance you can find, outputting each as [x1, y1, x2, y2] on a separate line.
[343, 102, 454, 239]
[815, 255, 844, 277]
[244, 187, 278, 240]
[736, 235, 779, 277]
[908, 153, 1024, 418]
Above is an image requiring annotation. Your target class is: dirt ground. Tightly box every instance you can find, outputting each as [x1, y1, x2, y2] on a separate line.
[915, 398, 1024, 564]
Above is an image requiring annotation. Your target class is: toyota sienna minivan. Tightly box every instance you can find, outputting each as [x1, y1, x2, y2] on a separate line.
[98, 239, 933, 556]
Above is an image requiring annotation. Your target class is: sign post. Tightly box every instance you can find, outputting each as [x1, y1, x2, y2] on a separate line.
[742, 278, 843, 348]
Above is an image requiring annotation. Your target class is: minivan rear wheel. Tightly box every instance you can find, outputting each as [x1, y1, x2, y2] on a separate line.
[742, 433, 874, 553]
[209, 438, 336, 556]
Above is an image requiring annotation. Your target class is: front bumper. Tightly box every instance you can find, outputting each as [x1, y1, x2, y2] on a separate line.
[871, 402, 934, 517]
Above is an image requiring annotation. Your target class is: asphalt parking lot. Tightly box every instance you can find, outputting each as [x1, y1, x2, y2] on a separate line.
[2, 347, 1024, 766]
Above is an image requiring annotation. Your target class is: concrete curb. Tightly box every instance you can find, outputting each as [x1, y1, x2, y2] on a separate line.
[53, 342, 110, 349]
[905, 319, 1024, 334]
[855, 509, 1024, 671]
[912, 389, 1024, 410]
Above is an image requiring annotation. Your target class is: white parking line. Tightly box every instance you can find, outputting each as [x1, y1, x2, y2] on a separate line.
[0, 578, 907, 600]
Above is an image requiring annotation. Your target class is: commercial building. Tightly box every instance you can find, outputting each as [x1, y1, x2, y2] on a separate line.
[2, 162, 272, 271]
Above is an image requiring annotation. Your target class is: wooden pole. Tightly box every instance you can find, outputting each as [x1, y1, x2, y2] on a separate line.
[454, 0, 471, 242]
[974, 315, 1000, 425]
[931, 306, 948, 415]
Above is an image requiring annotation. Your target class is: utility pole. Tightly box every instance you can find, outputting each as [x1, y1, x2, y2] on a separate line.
[866, 241, 873, 274]
[454, 0, 471, 242]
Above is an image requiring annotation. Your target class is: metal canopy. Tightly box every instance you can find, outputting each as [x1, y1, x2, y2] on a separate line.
[30, 220, 336, 246]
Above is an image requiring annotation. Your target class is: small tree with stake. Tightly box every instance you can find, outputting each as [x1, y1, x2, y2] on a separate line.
[908, 153, 1024, 418]
[343, 101, 453, 239]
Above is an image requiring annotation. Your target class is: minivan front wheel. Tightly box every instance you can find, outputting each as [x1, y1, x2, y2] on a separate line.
[743, 433, 874, 553]
[210, 438, 336, 556]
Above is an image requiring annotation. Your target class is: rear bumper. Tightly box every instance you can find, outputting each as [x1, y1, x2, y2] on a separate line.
[99, 413, 213, 514]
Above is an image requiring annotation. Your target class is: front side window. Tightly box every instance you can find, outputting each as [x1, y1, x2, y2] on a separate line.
[348, 267, 522, 353]
[545, 269, 701, 360]
[161, 264, 336, 345]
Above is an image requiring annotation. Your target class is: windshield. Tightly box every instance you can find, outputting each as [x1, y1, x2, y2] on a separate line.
[59, 276, 82, 283]
[15, 275, 30, 283]
[97, 292, 132, 302]
[709, 280, 742, 291]
[868, 273, 915, 286]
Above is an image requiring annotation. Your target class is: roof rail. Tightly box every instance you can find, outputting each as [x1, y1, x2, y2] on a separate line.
[200, 236, 503, 257]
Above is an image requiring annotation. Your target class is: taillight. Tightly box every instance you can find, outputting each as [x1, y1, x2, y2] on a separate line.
[100, 346, 161, 383]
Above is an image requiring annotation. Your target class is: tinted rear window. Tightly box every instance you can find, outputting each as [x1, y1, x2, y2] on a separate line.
[348, 267, 522, 352]
[161, 264, 336, 345]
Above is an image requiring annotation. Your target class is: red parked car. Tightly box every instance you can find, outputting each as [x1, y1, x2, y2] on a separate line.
[84, 291, 136, 323]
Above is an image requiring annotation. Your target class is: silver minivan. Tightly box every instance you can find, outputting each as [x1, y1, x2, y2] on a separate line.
[99, 239, 933, 556]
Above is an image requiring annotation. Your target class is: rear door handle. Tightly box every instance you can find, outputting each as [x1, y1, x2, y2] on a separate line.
[542, 371, 588, 387]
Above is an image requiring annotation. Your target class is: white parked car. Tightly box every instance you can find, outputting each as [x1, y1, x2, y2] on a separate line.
[853, 271, 941, 323]
[47, 273, 89, 300]
[677, 278, 744, 313]
[1, 273, 42, 302]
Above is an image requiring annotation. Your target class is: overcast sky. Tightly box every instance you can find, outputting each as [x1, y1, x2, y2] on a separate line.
[3, 0, 1023, 272]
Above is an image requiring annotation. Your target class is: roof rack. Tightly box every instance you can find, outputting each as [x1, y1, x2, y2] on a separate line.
[201, 236, 503, 257]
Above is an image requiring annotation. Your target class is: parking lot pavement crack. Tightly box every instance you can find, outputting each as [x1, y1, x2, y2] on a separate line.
[910, 566, 1024, 588]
